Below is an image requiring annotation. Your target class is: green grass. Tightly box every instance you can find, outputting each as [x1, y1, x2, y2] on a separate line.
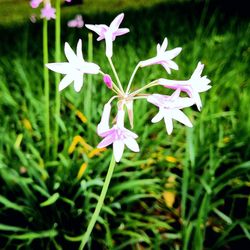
[0, 0, 250, 249]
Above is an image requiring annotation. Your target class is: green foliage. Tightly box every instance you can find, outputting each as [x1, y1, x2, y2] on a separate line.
[0, 1, 250, 249]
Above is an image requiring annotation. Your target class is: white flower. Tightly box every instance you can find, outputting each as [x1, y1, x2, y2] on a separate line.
[147, 89, 194, 135]
[86, 13, 129, 58]
[158, 62, 211, 110]
[46, 39, 100, 92]
[140, 37, 182, 74]
[97, 108, 139, 162]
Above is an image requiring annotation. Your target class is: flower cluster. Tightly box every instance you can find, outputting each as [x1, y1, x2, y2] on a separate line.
[30, 0, 72, 20]
[46, 13, 211, 162]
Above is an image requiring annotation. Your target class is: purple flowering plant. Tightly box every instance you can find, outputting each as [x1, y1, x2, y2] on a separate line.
[44, 11, 211, 249]
[47, 13, 211, 163]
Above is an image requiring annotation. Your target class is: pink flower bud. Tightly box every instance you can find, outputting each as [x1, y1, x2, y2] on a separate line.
[103, 74, 113, 89]
[30, 0, 42, 9]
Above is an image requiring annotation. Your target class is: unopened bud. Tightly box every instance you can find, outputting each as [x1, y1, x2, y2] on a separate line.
[103, 74, 113, 89]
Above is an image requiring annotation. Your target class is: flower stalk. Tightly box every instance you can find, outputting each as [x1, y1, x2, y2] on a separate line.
[107, 57, 124, 94]
[53, 0, 61, 158]
[43, 18, 50, 157]
[79, 154, 116, 250]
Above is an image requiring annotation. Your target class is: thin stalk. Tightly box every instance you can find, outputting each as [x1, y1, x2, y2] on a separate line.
[84, 33, 93, 121]
[43, 18, 50, 157]
[107, 57, 124, 94]
[130, 80, 159, 97]
[79, 154, 116, 250]
[126, 62, 141, 94]
[53, 0, 61, 158]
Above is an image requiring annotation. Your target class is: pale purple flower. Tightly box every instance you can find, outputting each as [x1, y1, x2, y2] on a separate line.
[67, 15, 84, 28]
[41, 3, 56, 20]
[103, 74, 113, 89]
[147, 89, 194, 135]
[140, 38, 182, 74]
[65, 0, 71, 2]
[85, 13, 129, 58]
[97, 108, 139, 162]
[46, 39, 100, 92]
[30, 0, 42, 8]
[158, 62, 211, 110]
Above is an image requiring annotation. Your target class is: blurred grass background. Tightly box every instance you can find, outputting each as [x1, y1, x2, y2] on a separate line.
[0, 0, 249, 249]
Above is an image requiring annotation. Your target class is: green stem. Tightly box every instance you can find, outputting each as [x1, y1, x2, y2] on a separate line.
[84, 33, 93, 122]
[126, 62, 141, 94]
[53, 0, 61, 158]
[43, 18, 50, 157]
[107, 57, 124, 94]
[79, 154, 116, 250]
[130, 80, 159, 97]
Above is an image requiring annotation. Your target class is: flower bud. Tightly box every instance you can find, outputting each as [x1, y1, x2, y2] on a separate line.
[103, 74, 113, 89]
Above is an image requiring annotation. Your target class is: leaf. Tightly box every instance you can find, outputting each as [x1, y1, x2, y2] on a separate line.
[0, 195, 24, 212]
[40, 193, 60, 207]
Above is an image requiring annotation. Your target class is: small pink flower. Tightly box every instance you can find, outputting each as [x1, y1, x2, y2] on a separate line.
[67, 15, 84, 28]
[103, 74, 113, 89]
[86, 13, 129, 58]
[41, 3, 56, 20]
[97, 109, 139, 162]
[65, 0, 71, 2]
[30, 0, 43, 9]
[148, 89, 194, 135]
[158, 62, 211, 110]
[140, 38, 182, 74]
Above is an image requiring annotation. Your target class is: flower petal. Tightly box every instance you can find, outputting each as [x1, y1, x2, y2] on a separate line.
[113, 28, 130, 37]
[97, 134, 115, 148]
[124, 129, 138, 139]
[110, 13, 124, 31]
[85, 24, 102, 35]
[164, 47, 182, 59]
[82, 62, 100, 74]
[191, 62, 204, 78]
[76, 39, 83, 59]
[46, 62, 72, 74]
[151, 110, 164, 123]
[167, 59, 179, 70]
[59, 74, 73, 91]
[164, 116, 173, 135]
[171, 109, 193, 127]
[161, 62, 171, 74]
[124, 137, 139, 152]
[64, 42, 79, 65]
[73, 73, 83, 92]
[113, 140, 125, 162]
[160, 37, 168, 53]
